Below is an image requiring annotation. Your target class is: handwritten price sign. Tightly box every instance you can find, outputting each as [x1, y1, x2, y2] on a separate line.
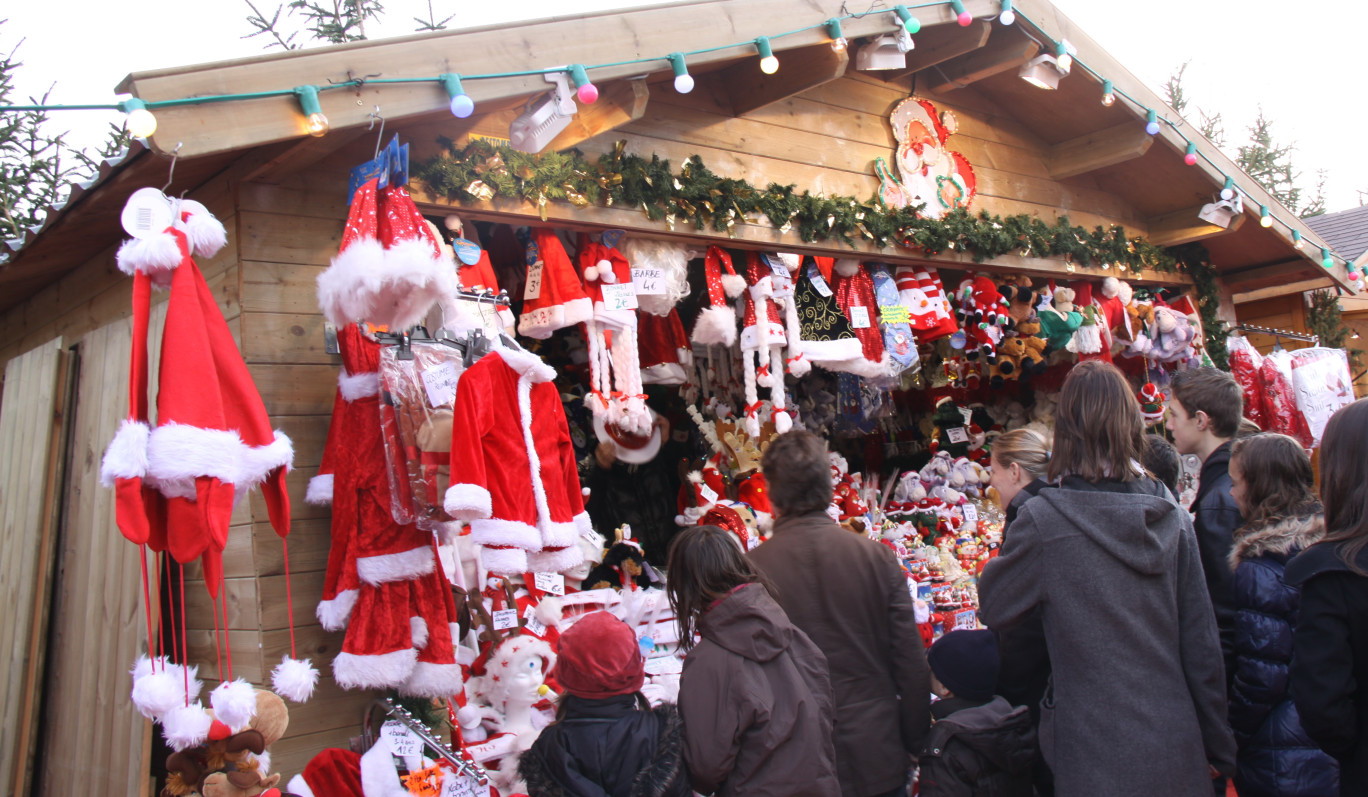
[631, 267, 665, 295]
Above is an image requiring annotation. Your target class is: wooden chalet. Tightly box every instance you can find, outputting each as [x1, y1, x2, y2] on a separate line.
[0, 0, 1356, 792]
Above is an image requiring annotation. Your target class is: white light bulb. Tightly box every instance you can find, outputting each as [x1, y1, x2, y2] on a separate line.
[1000, 9, 1015, 24]
[1220, 187, 1235, 201]
[674, 73, 695, 94]
[831, 37, 848, 52]
[1057, 53, 1072, 72]
[760, 55, 780, 74]
[126, 108, 157, 138]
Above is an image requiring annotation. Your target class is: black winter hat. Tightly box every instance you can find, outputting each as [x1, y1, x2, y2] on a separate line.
[927, 629, 999, 702]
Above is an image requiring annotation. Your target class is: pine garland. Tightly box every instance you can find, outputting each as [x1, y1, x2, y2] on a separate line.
[416, 138, 1232, 365]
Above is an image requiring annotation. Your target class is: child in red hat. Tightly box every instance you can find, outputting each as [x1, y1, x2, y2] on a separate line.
[517, 611, 689, 796]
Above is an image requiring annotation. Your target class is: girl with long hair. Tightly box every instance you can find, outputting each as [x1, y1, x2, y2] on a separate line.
[1226, 433, 1338, 796]
[665, 525, 838, 797]
[977, 360, 1236, 796]
[1288, 398, 1368, 795]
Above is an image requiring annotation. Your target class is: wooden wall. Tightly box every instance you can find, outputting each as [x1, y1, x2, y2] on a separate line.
[227, 164, 375, 776]
[1236, 294, 1316, 356]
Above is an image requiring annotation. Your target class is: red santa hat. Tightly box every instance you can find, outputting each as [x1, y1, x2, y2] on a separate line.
[518, 228, 593, 339]
[316, 179, 456, 330]
[104, 195, 313, 728]
[832, 260, 889, 378]
[691, 246, 745, 347]
[699, 504, 755, 551]
[637, 309, 693, 385]
[735, 471, 773, 531]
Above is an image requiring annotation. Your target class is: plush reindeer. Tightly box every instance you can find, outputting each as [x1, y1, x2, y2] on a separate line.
[162, 690, 295, 797]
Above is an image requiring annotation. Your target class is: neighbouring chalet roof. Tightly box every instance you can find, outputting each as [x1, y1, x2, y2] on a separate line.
[0, 0, 1356, 315]
[1306, 205, 1368, 267]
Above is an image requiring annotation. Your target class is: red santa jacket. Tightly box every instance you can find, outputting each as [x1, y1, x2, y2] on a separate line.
[444, 347, 589, 576]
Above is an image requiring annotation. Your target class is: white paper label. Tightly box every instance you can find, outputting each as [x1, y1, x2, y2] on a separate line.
[947, 427, 969, 444]
[534, 572, 566, 596]
[810, 270, 833, 298]
[492, 608, 520, 631]
[850, 306, 871, 329]
[954, 609, 977, 631]
[601, 282, 639, 311]
[522, 611, 547, 638]
[121, 187, 175, 239]
[381, 720, 420, 758]
[698, 483, 719, 504]
[524, 259, 544, 301]
[763, 254, 790, 279]
[962, 503, 979, 522]
[958, 407, 974, 426]
[442, 772, 490, 797]
[631, 267, 666, 295]
[421, 361, 462, 408]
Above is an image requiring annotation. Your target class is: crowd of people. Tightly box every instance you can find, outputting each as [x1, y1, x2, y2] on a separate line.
[519, 360, 1368, 797]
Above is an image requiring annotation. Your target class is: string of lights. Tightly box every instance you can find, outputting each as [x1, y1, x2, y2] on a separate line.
[1, 0, 1355, 277]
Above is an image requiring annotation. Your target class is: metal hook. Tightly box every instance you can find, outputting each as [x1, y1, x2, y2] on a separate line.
[368, 107, 385, 158]
[161, 142, 183, 193]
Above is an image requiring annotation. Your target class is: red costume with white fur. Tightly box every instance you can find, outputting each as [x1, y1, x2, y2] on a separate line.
[444, 348, 590, 576]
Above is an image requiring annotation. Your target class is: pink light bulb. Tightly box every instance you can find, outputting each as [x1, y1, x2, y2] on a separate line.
[577, 83, 599, 104]
[1184, 153, 1197, 166]
[957, 11, 972, 25]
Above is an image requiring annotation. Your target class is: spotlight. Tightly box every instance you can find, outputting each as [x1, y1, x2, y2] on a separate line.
[856, 24, 914, 71]
[1197, 194, 1243, 228]
[1019, 54, 1067, 90]
[509, 70, 578, 154]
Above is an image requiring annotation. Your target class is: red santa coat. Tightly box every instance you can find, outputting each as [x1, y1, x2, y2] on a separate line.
[444, 348, 589, 576]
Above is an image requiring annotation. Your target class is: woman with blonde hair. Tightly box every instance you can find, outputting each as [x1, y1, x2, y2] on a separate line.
[989, 428, 1050, 527]
[978, 360, 1236, 796]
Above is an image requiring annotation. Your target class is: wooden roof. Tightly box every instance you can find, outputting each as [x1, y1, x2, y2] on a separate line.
[1, 0, 1353, 310]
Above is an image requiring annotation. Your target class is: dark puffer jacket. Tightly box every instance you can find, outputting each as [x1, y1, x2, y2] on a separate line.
[1193, 442, 1243, 681]
[917, 696, 1036, 797]
[1228, 515, 1339, 797]
[518, 695, 690, 797]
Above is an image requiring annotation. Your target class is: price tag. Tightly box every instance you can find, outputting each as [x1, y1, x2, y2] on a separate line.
[809, 270, 833, 298]
[522, 610, 547, 638]
[962, 503, 979, 523]
[441, 771, 489, 797]
[762, 253, 790, 279]
[421, 361, 461, 408]
[524, 259, 544, 301]
[534, 572, 566, 596]
[850, 306, 871, 329]
[631, 266, 665, 295]
[880, 304, 910, 324]
[946, 427, 969, 444]
[492, 608, 520, 631]
[698, 483, 719, 504]
[601, 282, 638, 311]
[381, 720, 421, 758]
[121, 187, 174, 239]
[958, 407, 974, 426]
[453, 238, 483, 266]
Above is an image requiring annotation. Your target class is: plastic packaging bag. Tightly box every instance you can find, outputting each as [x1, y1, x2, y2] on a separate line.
[378, 339, 466, 528]
[1226, 335, 1267, 429]
[1290, 347, 1355, 447]
[1260, 349, 1313, 448]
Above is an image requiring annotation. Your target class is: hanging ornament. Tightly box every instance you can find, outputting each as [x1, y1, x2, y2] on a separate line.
[1138, 382, 1167, 426]
[466, 180, 494, 201]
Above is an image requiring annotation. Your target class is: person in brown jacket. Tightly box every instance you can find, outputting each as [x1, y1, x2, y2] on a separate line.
[749, 430, 931, 797]
[667, 524, 840, 797]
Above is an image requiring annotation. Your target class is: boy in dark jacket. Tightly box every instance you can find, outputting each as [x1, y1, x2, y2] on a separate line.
[918, 629, 1035, 797]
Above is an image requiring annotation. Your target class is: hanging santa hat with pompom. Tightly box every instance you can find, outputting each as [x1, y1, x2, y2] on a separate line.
[691, 246, 745, 347]
[740, 253, 791, 435]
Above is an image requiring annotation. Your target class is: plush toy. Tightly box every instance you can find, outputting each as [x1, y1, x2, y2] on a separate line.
[928, 398, 972, 458]
[990, 337, 1026, 387]
[1010, 317, 1049, 374]
[955, 276, 1012, 361]
[1138, 382, 1167, 426]
[1150, 306, 1197, 363]
[1037, 286, 1083, 351]
[163, 690, 290, 797]
[1124, 301, 1157, 356]
[995, 275, 1039, 324]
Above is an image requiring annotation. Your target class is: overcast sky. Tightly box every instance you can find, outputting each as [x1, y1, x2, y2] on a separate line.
[6, 0, 1367, 213]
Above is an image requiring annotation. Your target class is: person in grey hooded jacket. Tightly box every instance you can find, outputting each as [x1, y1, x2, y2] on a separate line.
[977, 360, 1236, 797]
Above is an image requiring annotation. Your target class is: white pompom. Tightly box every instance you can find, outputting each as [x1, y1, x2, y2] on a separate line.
[132, 668, 184, 720]
[163, 702, 213, 751]
[171, 663, 204, 704]
[1100, 276, 1120, 299]
[456, 705, 484, 730]
[834, 258, 861, 277]
[774, 410, 793, 434]
[210, 678, 258, 730]
[533, 596, 564, 628]
[177, 200, 227, 258]
[596, 260, 616, 283]
[721, 273, 747, 298]
[272, 656, 320, 703]
[787, 356, 811, 378]
[583, 264, 600, 281]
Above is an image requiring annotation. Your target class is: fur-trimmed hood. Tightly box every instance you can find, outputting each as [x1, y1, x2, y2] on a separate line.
[1229, 514, 1325, 570]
